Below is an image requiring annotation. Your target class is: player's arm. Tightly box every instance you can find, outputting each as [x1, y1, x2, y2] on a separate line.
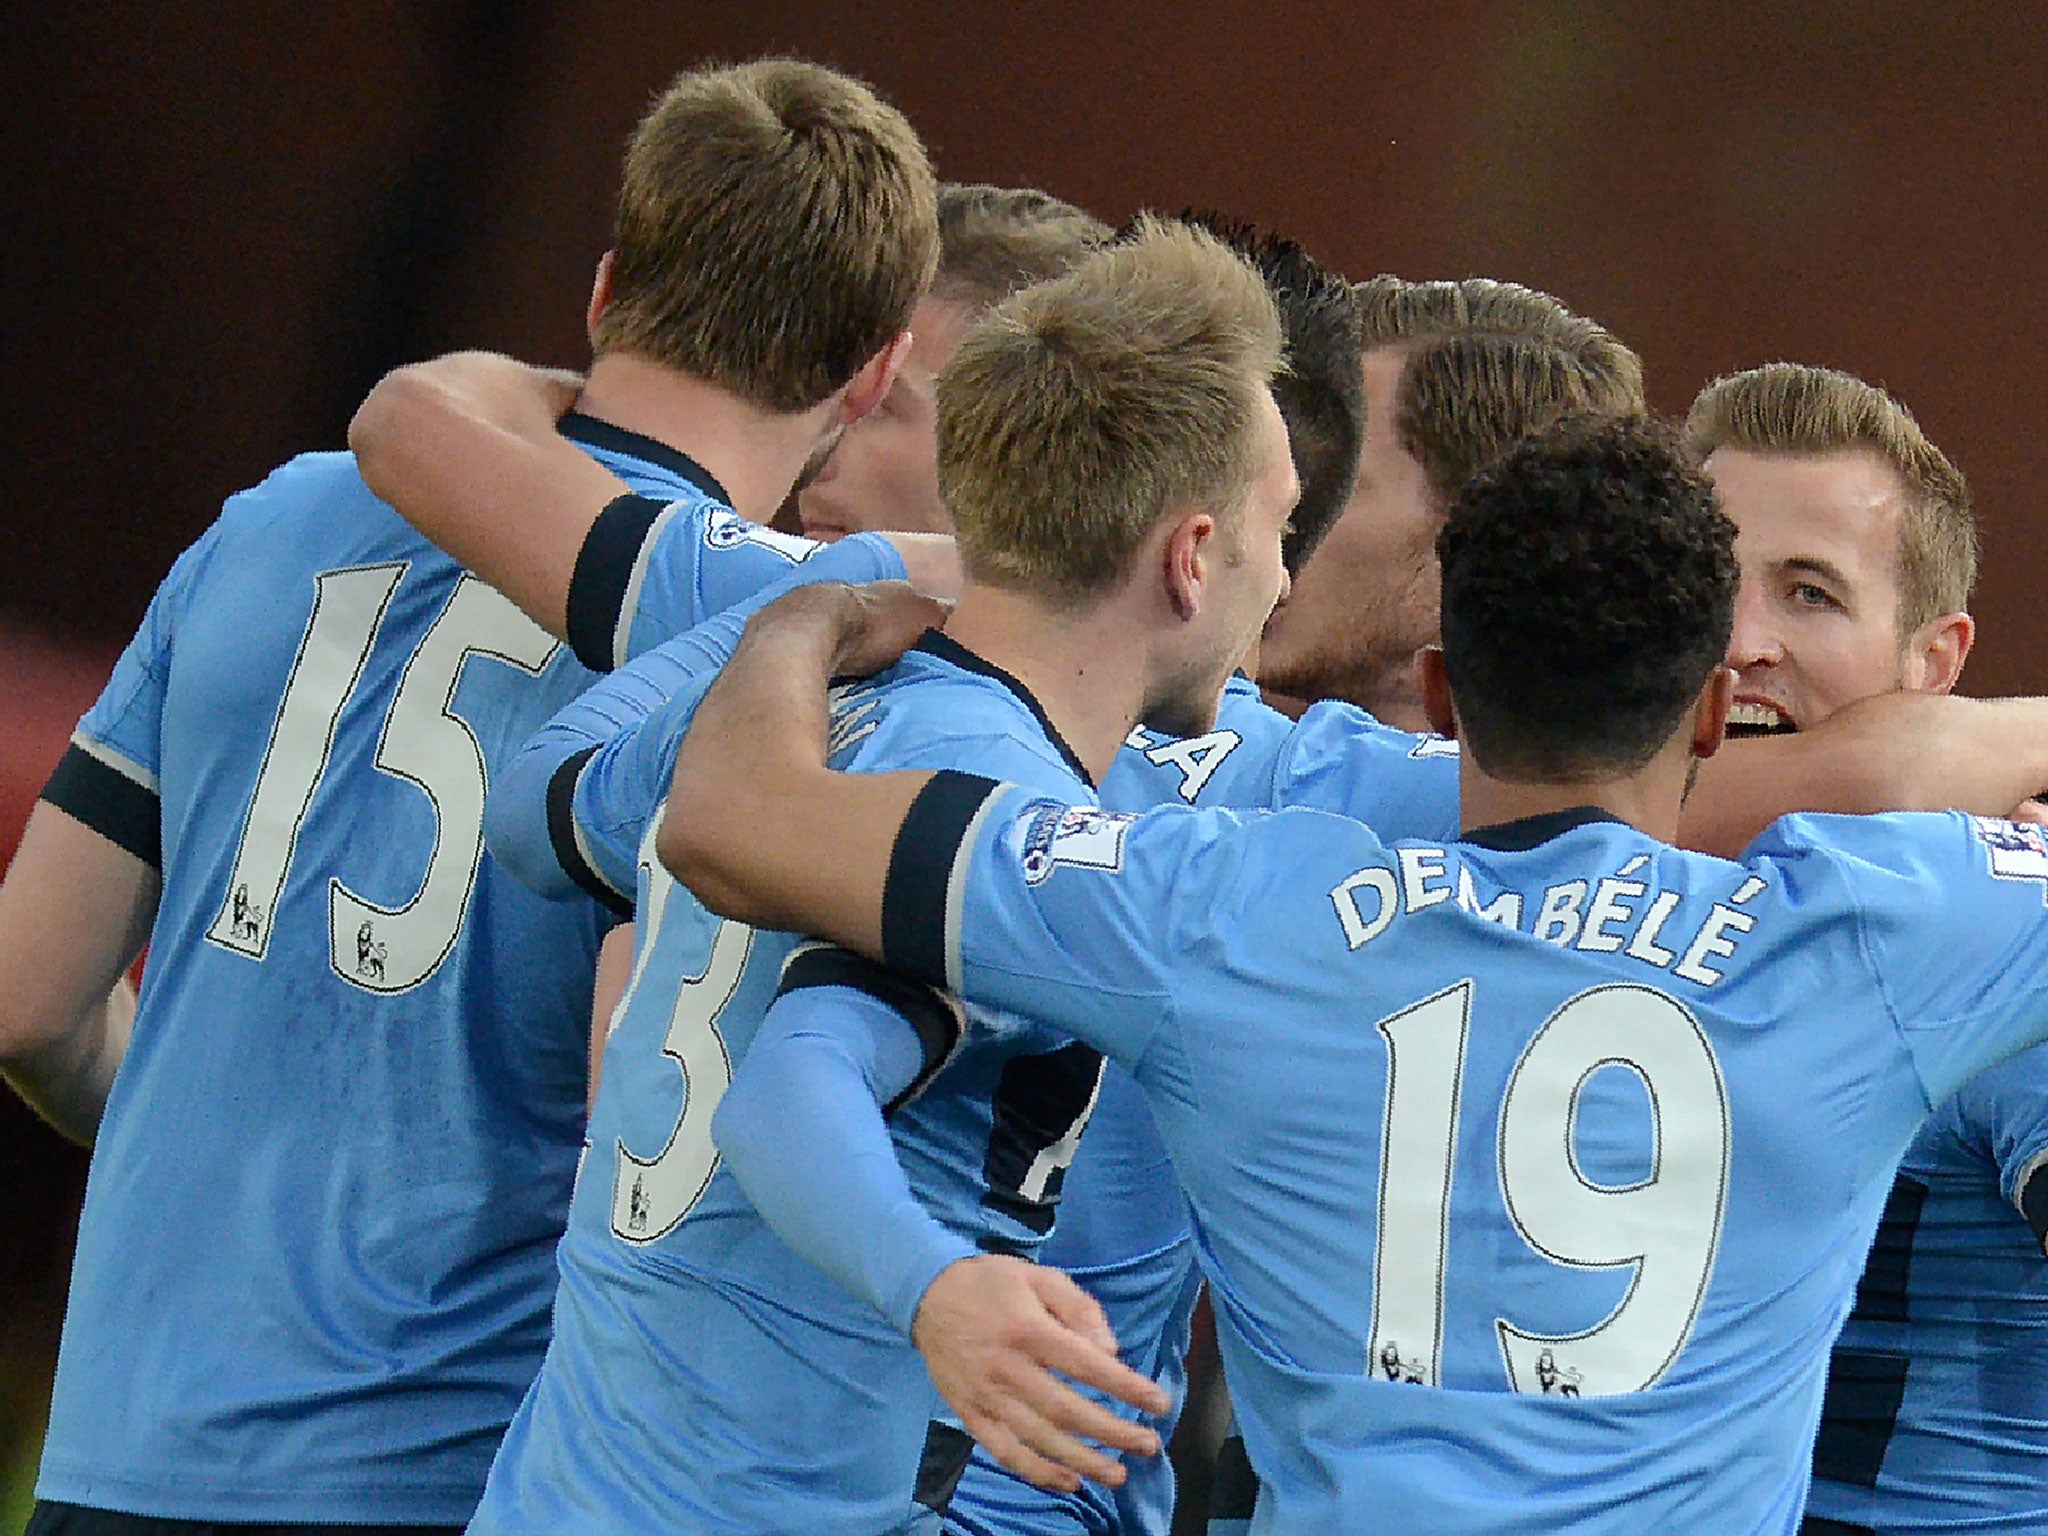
[349, 352, 962, 653]
[0, 802, 159, 1143]
[349, 351, 604, 638]
[712, 951, 1168, 1490]
[657, 583, 950, 952]
[485, 543, 929, 905]
[1684, 692, 2048, 857]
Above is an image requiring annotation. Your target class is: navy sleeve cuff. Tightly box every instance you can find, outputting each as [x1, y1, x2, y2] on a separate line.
[41, 742, 161, 870]
[545, 746, 633, 917]
[880, 771, 1004, 989]
[565, 493, 671, 672]
[777, 944, 966, 1113]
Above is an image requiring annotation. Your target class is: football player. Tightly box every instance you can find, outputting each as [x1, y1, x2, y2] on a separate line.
[659, 415, 2048, 1535]
[0, 58, 936, 1536]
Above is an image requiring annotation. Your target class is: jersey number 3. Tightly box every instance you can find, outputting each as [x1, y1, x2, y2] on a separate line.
[204, 563, 559, 992]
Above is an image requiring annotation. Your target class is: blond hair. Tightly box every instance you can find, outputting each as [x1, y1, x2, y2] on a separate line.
[1684, 363, 1975, 632]
[937, 216, 1285, 603]
[931, 184, 1109, 309]
[1354, 274, 1645, 401]
[1396, 328, 1647, 507]
[593, 59, 938, 412]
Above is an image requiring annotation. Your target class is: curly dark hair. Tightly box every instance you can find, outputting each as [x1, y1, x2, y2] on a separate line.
[1134, 211, 1365, 577]
[1437, 416, 1738, 780]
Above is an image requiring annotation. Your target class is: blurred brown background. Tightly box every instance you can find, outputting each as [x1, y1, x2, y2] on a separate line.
[6, 2, 2045, 1527]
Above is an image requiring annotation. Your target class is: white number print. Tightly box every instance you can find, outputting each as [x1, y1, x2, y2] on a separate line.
[207, 564, 405, 961]
[206, 566, 560, 993]
[1367, 983, 1470, 1388]
[327, 578, 558, 991]
[1367, 980, 1730, 1396]
[1495, 984, 1729, 1396]
[611, 849, 749, 1243]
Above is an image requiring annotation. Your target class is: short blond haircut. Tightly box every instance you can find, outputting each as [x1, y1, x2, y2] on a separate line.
[1684, 363, 1975, 633]
[1354, 274, 1646, 401]
[937, 216, 1285, 603]
[1395, 329, 1647, 508]
[593, 59, 939, 412]
[932, 184, 1109, 309]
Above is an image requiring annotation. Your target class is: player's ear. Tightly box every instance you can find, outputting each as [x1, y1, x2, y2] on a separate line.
[1902, 610, 1974, 695]
[1161, 507, 1217, 622]
[1417, 646, 1458, 739]
[840, 331, 915, 427]
[1692, 665, 1736, 759]
[586, 251, 617, 344]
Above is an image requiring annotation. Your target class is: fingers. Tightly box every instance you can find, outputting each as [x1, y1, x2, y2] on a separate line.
[1033, 1264, 1118, 1352]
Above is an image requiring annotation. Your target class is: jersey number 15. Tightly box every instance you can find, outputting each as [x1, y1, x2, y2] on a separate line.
[204, 562, 559, 993]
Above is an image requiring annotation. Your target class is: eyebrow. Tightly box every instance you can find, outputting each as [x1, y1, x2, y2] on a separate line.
[1774, 554, 1854, 591]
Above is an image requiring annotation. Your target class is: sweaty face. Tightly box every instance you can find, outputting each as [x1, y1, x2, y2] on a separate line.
[1257, 346, 1439, 728]
[797, 298, 975, 541]
[1142, 388, 1300, 737]
[1712, 446, 1923, 734]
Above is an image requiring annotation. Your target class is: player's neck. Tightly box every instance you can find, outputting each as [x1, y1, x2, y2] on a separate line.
[577, 354, 833, 526]
[1457, 754, 1691, 846]
[940, 587, 1147, 786]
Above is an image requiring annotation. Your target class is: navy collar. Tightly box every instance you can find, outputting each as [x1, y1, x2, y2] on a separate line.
[559, 411, 730, 506]
[1461, 805, 1630, 852]
[911, 630, 1098, 788]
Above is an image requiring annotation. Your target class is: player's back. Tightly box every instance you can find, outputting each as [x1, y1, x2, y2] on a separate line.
[924, 792, 2048, 1535]
[39, 451, 609, 1524]
[1161, 809, 2048, 1534]
[1804, 1039, 2048, 1533]
[951, 678, 1459, 1536]
[477, 632, 1100, 1536]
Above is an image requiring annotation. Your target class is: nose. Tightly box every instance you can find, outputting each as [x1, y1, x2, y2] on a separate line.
[1725, 580, 1781, 670]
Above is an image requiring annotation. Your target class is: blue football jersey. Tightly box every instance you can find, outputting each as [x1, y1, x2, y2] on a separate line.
[34, 452, 613, 1524]
[469, 632, 1106, 1536]
[482, 535, 912, 912]
[948, 678, 1460, 1535]
[557, 411, 901, 669]
[878, 784, 2048, 1536]
[1805, 1040, 2048, 1533]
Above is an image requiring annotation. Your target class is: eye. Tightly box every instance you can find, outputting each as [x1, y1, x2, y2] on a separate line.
[1790, 581, 1842, 612]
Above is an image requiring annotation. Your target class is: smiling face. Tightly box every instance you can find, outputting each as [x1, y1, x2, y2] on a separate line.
[796, 297, 976, 541]
[1712, 446, 1968, 733]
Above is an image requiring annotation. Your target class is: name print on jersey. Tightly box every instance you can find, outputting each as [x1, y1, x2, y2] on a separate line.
[1332, 849, 1767, 986]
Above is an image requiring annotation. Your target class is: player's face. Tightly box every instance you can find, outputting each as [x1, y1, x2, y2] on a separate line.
[797, 298, 976, 542]
[1255, 346, 1439, 727]
[1143, 389, 1298, 736]
[1713, 447, 1924, 733]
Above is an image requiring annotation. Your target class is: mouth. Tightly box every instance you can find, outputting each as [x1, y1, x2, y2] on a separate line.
[1726, 699, 1797, 739]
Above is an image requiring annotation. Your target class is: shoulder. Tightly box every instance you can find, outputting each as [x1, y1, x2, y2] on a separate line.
[212, 451, 415, 553]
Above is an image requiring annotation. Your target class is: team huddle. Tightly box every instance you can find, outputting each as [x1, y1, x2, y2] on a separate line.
[8, 54, 2048, 1536]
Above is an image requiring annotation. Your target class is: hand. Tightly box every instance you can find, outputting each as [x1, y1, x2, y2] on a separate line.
[912, 1254, 1171, 1494]
[830, 581, 950, 677]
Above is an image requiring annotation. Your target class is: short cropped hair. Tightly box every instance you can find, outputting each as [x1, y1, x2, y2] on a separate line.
[1173, 213, 1365, 578]
[593, 59, 939, 412]
[1683, 363, 1976, 634]
[1398, 329, 1648, 509]
[1353, 275, 1645, 401]
[932, 184, 1109, 309]
[937, 217, 1285, 604]
[1439, 416, 1739, 781]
